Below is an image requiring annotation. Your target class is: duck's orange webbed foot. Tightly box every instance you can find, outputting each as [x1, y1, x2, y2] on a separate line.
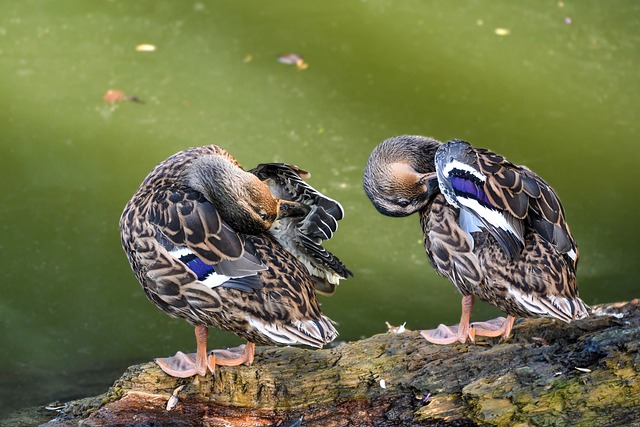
[420, 295, 478, 345]
[156, 324, 210, 378]
[208, 342, 255, 371]
[420, 323, 476, 344]
[156, 351, 207, 378]
[471, 315, 515, 340]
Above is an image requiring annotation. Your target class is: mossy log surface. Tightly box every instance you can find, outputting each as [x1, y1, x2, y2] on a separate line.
[37, 300, 640, 427]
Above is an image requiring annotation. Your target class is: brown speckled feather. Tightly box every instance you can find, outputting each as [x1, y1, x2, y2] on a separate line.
[421, 190, 586, 322]
[421, 194, 483, 296]
[364, 135, 588, 327]
[120, 145, 339, 348]
[473, 146, 577, 265]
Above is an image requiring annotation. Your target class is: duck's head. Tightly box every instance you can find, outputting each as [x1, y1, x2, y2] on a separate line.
[363, 135, 441, 217]
[188, 155, 308, 235]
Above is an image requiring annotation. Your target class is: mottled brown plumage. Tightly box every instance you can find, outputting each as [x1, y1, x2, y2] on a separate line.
[363, 135, 588, 345]
[120, 145, 350, 377]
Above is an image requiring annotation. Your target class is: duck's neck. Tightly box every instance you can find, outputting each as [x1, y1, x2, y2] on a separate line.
[187, 155, 269, 233]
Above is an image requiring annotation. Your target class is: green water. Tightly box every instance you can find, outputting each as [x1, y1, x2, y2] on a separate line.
[1, 0, 638, 417]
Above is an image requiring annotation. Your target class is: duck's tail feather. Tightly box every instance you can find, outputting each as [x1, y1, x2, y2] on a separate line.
[246, 315, 338, 347]
[509, 289, 590, 322]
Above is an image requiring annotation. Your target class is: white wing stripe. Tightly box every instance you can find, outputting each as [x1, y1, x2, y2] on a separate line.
[168, 246, 233, 289]
[168, 246, 192, 258]
[458, 197, 520, 238]
[200, 272, 233, 289]
[442, 160, 486, 182]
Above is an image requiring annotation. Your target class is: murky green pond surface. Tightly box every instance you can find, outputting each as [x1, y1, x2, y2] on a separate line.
[1, 0, 638, 417]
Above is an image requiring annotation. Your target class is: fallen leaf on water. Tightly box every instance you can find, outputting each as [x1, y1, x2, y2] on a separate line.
[103, 89, 143, 104]
[277, 53, 308, 70]
[494, 28, 511, 36]
[103, 89, 127, 103]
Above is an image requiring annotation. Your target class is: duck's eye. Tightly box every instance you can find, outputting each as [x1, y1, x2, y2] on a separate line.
[259, 212, 270, 221]
[396, 199, 410, 208]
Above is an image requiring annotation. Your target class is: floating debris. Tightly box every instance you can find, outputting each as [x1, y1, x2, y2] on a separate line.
[135, 43, 157, 52]
[166, 385, 185, 411]
[277, 53, 302, 65]
[494, 28, 511, 36]
[243, 54, 253, 63]
[103, 89, 143, 104]
[103, 89, 127, 103]
[379, 379, 387, 389]
[575, 367, 592, 373]
[564, 17, 572, 24]
[277, 53, 308, 70]
[386, 321, 408, 333]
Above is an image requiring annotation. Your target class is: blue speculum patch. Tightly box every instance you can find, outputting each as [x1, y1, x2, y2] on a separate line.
[450, 175, 492, 207]
[182, 254, 215, 281]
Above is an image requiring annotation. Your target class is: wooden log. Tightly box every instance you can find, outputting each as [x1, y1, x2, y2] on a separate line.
[38, 300, 639, 427]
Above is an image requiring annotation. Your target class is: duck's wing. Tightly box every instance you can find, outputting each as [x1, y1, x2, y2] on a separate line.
[251, 163, 344, 224]
[435, 140, 577, 265]
[250, 163, 352, 295]
[145, 186, 267, 294]
[516, 166, 578, 269]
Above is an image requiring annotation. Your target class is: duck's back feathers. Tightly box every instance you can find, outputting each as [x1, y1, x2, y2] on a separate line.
[251, 163, 352, 295]
[435, 139, 577, 267]
[149, 188, 252, 266]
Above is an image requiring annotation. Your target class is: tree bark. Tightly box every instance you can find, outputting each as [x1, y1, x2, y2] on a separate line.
[38, 300, 640, 427]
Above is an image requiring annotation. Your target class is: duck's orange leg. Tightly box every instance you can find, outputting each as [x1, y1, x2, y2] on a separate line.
[156, 324, 209, 378]
[420, 295, 476, 344]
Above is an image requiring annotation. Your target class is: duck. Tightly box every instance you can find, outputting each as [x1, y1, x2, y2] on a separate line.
[120, 145, 351, 377]
[363, 135, 588, 344]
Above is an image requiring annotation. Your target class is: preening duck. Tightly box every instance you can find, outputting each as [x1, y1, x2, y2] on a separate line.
[363, 135, 588, 344]
[120, 145, 351, 377]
